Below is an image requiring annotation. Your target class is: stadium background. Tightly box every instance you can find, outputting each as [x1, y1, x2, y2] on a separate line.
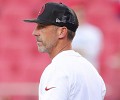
[0, 0, 120, 100]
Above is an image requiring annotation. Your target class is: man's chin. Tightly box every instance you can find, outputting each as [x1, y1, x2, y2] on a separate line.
[38, 48, 47, 53]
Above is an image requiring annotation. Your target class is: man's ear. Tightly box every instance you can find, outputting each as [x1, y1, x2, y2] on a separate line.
[58, 27, 67, 39]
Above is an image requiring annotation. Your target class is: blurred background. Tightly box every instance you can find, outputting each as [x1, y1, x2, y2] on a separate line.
[0, 0, 120, 100]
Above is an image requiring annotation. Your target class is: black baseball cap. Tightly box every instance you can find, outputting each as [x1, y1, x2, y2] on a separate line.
[24, 2, 79, 32]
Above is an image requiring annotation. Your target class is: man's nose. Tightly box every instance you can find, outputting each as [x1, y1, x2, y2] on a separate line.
[32, 29, 40, 36]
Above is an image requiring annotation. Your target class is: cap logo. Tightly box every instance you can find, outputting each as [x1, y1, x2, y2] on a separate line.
[56, 17, 66, 23]
[56, 18, 61, 23]
[38, 5, 45, 15]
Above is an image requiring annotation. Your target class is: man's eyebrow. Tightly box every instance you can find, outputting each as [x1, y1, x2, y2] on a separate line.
[36, 24, 48, 29]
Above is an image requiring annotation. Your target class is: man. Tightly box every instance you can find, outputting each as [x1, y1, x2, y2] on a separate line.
[24, 2, 106, 100]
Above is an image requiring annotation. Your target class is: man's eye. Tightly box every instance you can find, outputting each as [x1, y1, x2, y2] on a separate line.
[37, 25, 46, 29]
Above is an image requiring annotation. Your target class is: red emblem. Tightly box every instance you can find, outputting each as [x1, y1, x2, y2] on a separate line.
[45, 87, 56, 91]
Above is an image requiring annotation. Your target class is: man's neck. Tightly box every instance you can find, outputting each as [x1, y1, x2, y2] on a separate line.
[49, 42, 72, 59]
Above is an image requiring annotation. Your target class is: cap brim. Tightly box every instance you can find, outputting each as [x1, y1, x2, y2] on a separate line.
[23, 18, 53, 26]
[23, 19, 39, 23]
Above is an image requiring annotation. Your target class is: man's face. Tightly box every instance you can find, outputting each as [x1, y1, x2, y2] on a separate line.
[33, 24, 59, 53]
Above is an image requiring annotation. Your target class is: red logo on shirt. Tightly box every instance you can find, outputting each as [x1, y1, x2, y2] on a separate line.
[45, 87, 56, 91]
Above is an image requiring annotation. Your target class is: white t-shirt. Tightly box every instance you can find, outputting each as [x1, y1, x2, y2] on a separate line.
[39, 50, 106, 100]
